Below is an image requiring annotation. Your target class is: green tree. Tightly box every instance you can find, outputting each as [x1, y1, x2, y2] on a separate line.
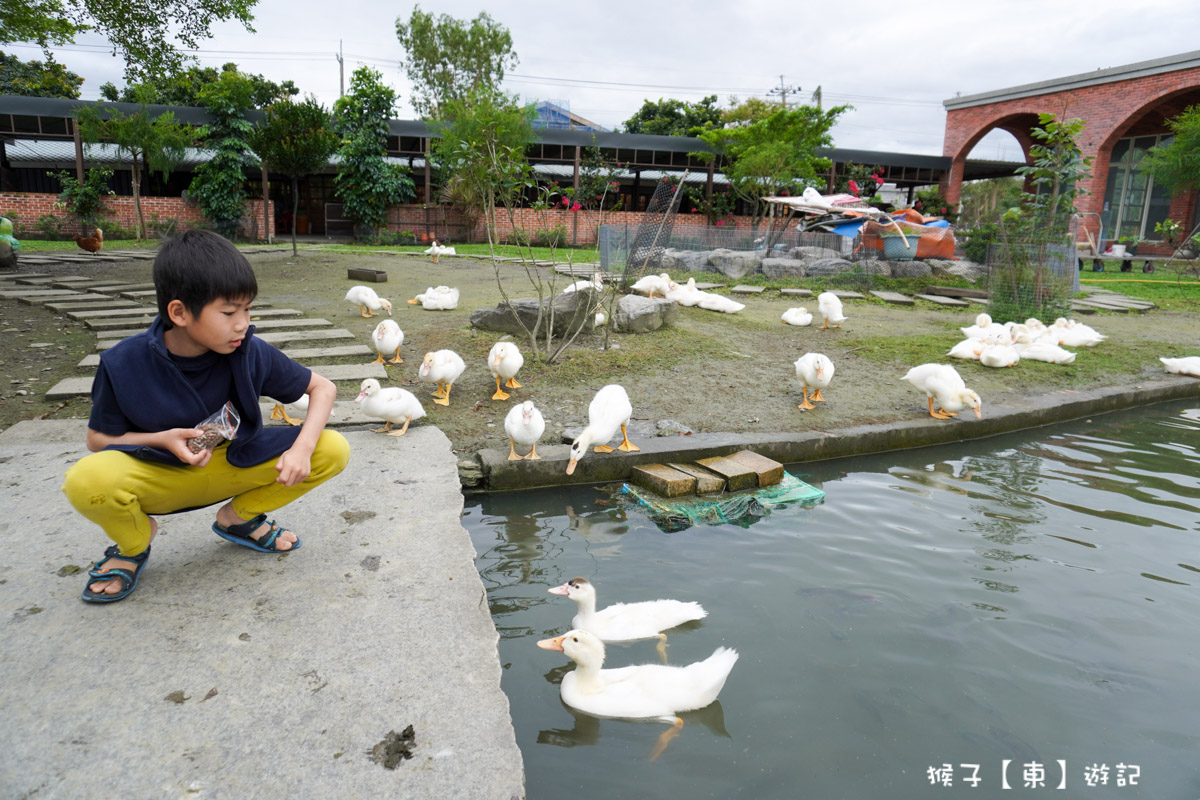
[0, 52, 82, 98]
[332, 67, 414, 239]
[722, 96, 775, 128]
[188, 69, 256, 238]
[958, 177, 1023, 227]
[99, 63, 297, 109]
[696, 103, 848, 235]
[1141, 104, 1200, 197]
[50, 166, 114, 231]
[1, 0, 257, 81]
[1014, 113, 1092, 233]
[250, 97, 339, 255]
[395, 5, 518, 118]
[621, 95, 721, 137]
[76, 104, 194, 240]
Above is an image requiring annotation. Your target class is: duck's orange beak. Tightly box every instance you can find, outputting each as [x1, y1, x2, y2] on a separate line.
[537, 635, 566, 652]
[974, 406, 983, 419]
[548, 583, 570, 596]
[566, 458, 578, 475]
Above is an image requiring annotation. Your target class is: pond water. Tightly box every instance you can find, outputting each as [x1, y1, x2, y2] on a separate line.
[463, 402, 1200, 799]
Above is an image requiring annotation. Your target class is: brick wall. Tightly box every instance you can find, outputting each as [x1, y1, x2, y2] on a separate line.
[0, 193, 275, 240]
[943, 64, 1200, 244]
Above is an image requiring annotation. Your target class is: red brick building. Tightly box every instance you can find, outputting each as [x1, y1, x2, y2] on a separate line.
[942, 50, 1200, 251]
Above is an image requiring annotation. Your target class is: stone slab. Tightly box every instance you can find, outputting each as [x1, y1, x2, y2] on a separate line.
[870, 290, 915, 306]
[966, 297, 990, 305]
[85, 316, 155, 330]
[914, 293, 970, 307]
[120, 289, 159, 298]
[692, 282, 725, 290]
[13, 276, 59, 284]
[1067, 303, 1097, 315]
[241, 318, 333, 330]
[249, 309, 303, 318]
[281, 345, 375, 360]
[22, 293, 115, 305]
[252, 329, 357, 346]
[1072, 299, 1130, 313]
[6, 273, 53, 281]
[695, 454, 758, 491]
[725, 449, 785, 487]
[0, 288, 84, 298]
[828, 290, 865, 300]
[667, 462, 726, 494]
[730, 285, 766, 294]
[780, 288, 813, 297]
[67, 306, 161, 320]
[257, 399, 377, 426]
[1090, 296, 1154, 309]
[44, 299, 141, 312]
[924, 284, 990, 299]
[630, 464, 697, 497]
[0, 420, 523, 799]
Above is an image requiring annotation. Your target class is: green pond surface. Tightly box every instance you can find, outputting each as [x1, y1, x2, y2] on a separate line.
[463, 401, 1200, 799]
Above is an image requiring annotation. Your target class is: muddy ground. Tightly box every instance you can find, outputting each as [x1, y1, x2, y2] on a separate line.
[1, 248, 1196, 457]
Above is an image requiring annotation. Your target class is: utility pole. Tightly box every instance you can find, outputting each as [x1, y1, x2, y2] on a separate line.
[811, 85, 822, 109]
[336, 40, 344, 97]
[768, 75, 799, 109]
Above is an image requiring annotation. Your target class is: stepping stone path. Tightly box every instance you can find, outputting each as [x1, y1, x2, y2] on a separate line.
[730, 285, 765, 295]
[914, 293, 970, 307]
[780, 288, 813, 297]
[870, 290, 915, 306]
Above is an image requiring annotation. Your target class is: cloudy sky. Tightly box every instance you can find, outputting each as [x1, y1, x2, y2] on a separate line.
[17, 0, 1200, 161]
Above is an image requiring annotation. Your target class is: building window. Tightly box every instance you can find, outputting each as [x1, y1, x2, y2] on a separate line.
[1101, 134, 1172, 241]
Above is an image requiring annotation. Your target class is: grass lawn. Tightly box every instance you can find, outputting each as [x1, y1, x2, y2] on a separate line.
[309, 242, 601, 263]
[17, 238, 162, 252]
[1079, 267, 1200, 311]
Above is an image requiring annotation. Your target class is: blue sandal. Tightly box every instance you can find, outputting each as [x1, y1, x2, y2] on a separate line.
[212, 514, 301, 554]
[81, 544, 151, 603]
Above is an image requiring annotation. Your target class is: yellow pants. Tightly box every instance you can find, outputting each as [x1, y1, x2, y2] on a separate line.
[62, 430, 350, 557]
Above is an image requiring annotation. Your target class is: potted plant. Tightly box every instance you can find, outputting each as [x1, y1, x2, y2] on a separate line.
[879, 228, 917, 261]
[1179, 232, 1200, 260]
[1154, 218, 1183, 246]
[1117, 234, 1142, 255]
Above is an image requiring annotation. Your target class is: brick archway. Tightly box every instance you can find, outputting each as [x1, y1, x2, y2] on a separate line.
[943, 52, 1200, 244]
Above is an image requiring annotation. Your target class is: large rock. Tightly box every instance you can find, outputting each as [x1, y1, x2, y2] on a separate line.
[805, 257, 856, 277]
[614, 294, 679, 333]
[856, 258, 892, 277]
[470, 288, 597, 337]
[660, 248, 710, 273]
[707, 249, 762, 278]
[928, 258, 986, 282]
[761, 257, 807, 278]
[789, 245, 844, 261]
[0, 240, 14, 270]
[889, 260, 934, 278]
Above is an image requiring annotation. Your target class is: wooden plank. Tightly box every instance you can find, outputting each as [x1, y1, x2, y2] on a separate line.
[914, 293, 969, 307]
[1072, 299, 1129, 313]
[725, 450, 784, 487]
[869, 290, 914, 306]
[630, 464, 696, 498]
[668, 463, 726, 494]
[924, 285, 990, 299]
[695, 455, 757, 491]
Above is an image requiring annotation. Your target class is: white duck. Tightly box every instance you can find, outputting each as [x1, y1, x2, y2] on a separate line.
[979, 342, 1020, 368]
[947, 337, 985, 361]
[1014, 339, 1076, 364]
[488, 341, 524, 400]
[666, 277, 702, 307]
[781, 307, 813, 326]
[563, 272, 603, 294]
[566, 384, 637, 475]
[960, 312, 1005, 340]
[371, 319, 404, 365]
[794, 352, 834, 411]
[537, 629, 737, 758]
[548, 576, 707, 645]
[696, 291, 745, 314]
[504, 400, 545, 460]
[817, 291, 846, 329]
[355, 378, 425, 436]
[901, 363, 983, 420]
[418, 349, 466, 407]
[1161, 356, 1200, 377]
[594, 308, 608, 327]
[1051, 317, 1106, 347]
[268, 393, 308, 426]
[630, 272, 673, 299]
[345, 285, 392, 318]
[409, 285, 460, 310]
[424, 240, 455, 263]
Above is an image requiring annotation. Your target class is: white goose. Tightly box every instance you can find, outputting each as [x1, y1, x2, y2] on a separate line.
[566, 384, 638, 475]
[665, 278, 702, 307]
[563, 272, 603, 293]
[504, 400, 545, 460]
[1051, 317, 1106, 347]
[537, 629, 738, 759]
[548, 576, 706, 644]
[1015, 339, 1076, 365]
[488, 341, 524, 400]
[418, 349, 467, 407]
[781, 307, 813, 326]
[960, 312, 1004, 340]
[817, 291, 846, 329]
[794, 352, 834, 410]
[947, 337, 985, 361]
[355, 378, 425, 436]
[268, 393, 308, 426]
[979, 342, 1020, 368]
[423, 240, 455, 263]
[371, 319, 404, 365]
[901, 363, 983, 420]
[630, 272, 673, 299]
[1161, 356, 1200, 377]
[344, 285, 392, 318]
[696, 291, 745, 314]
[409, 285, 460, 310]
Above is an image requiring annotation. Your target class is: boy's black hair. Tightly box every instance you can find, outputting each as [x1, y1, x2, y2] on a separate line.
[153, 229, 258, 329]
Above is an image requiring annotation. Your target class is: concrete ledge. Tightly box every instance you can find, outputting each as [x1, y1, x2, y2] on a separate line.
[0, 421, 524, 798]
[476, 377, 1200, 491]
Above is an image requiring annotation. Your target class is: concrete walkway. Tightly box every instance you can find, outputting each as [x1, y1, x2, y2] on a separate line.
[0, 421, 524, 799]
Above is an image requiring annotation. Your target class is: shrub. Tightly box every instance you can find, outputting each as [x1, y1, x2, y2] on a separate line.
[960, 222, 998, 263]
[533, 224, 568, 248]
[34, 213, 69, 240]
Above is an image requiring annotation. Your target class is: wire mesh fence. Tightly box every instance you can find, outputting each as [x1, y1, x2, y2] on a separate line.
[984, 233, 1077, 323]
